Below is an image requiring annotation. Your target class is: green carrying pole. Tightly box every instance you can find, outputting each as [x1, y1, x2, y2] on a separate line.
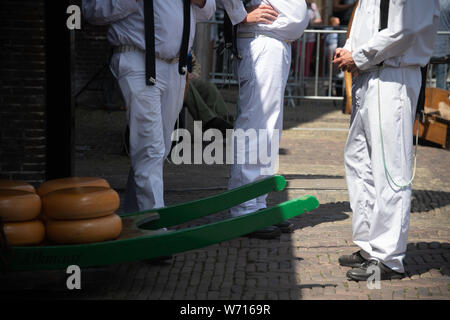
[4, 175, 319, 271]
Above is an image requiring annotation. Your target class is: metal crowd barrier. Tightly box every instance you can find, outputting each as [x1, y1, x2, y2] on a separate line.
[200, 19, 449, 104]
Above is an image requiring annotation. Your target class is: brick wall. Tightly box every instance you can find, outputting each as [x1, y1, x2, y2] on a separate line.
[0, 1, 47, 185]
[74, 22, 111, 92]
[74, 0, 122, 108]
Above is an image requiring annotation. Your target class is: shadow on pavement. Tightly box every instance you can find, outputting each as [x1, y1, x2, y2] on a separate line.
[292, 202, 350, 230]
[411, 190, 450, 213]
[283, 173, 345, 180]
[404, 242, 450, 278]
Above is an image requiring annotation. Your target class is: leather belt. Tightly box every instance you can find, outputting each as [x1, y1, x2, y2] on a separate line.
[237, 32, 292, 44]
[113, 45, 180, 64]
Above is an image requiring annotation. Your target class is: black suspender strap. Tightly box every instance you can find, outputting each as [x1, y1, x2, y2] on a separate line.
[224, 12, 233, 49]
[417, 65, 428, 118]
[223, 12, 241, 59]
[377, 0, 390, 66]
[223, 0, 252, 60]
[179, 0, 191, 75]
[144, 0, 156, 86]
[232, 25, 240, 59]
[377, 0, 425, 118]
[379, 0, 389, 31]
[144, 0, 191, 83]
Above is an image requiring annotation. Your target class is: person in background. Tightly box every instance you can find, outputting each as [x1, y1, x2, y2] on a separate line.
[333, 0, 356, 26]
[184, 53, 234, 135]
[332, 0, 357, 48]
[434, 0, 450, 90]
[324, 16, 342, 95]
[325, 16, 340, 74]
[299, 0, 322, 77]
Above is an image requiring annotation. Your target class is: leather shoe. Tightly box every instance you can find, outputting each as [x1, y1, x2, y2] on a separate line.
[346, 259, 405, 281]
[338, 250, 367, 268]
[274, 220, 294, 233]
[244, 226, 281, 239]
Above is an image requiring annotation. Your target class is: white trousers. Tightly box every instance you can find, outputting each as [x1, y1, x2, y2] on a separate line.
[111, 51, 185, 212]
[345, 66, 421, 273]
[228, 36, 291, 217]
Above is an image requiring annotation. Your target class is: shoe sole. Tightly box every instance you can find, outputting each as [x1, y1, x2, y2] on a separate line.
[274, 222, 294, 233]
[339, 261, 365, 268]
[346, 271, 405, 281]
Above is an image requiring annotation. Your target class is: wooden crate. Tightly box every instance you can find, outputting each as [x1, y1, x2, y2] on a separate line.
[413, 87, 450, 149]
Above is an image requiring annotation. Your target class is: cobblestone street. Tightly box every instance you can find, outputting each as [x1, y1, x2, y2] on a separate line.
[2, 96, 449, 300]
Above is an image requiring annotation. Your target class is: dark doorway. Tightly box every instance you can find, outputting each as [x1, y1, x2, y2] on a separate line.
[44, 0, 73, 179]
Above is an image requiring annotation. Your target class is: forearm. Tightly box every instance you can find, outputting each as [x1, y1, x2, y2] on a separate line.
[193, 0, 216, 22]
[82, 0, 139, 25]
[191, 0, 206, 8]
[222, 0, 247, 25]
[352, 1, 435, 70]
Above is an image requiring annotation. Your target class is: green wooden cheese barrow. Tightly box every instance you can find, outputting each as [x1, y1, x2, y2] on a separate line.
[1, 175, 319, 271]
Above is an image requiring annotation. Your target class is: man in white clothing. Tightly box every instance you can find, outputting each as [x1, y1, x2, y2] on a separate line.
[83, 0, 215, 213]
[333, 0, 440, 280]
[222, 0, 309, 239]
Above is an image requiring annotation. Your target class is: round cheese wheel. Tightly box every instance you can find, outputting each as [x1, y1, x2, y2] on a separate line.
[36, 177, 110, 197]
[43, 186, 120, 220]
[0, 179, 35, 193]
[46, 214, 122, 244]
[3, 220, 45, 246]
[0, 190, 42, 222]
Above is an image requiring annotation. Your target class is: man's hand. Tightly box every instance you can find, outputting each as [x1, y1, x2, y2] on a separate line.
[243, 4, 278, 24]
[333, 48, 358, 76]
[191, 0, 206, 8]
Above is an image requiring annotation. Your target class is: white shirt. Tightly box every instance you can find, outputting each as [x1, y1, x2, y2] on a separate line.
[221, 0, 309, 42]
[344, 0, 440, 71]
[82, 0, 216, 59]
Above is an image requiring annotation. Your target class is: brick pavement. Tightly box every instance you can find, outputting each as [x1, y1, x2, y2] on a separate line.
[1, 98, 449, 300]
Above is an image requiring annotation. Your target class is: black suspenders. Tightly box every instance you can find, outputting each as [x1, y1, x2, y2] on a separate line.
[223, 12, 241, 59]
[144, 0, 156, 86]
[223, 0, 252, 60]
[143, 0, 191, 86]
[379, 0, 390, 31]
[377, 0, 389, 66]
[377, 0, 426, 117]
[179, 0, 191, 75]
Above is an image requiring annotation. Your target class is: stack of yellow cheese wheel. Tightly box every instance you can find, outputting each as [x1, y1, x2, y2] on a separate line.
[0, 179, 36, 193]
[39, 177, 122, 244]
[0, 180, 45, 246]
[36, 177, 111, 222]
[36, 177, 111, 197]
